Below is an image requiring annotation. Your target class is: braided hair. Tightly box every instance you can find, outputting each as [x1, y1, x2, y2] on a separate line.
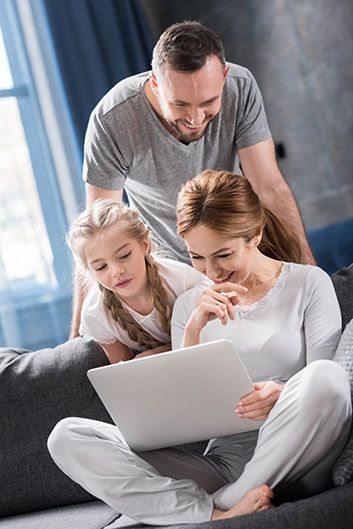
[67, 199, 172, 349]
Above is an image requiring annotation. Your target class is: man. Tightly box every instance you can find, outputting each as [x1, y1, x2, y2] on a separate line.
[71, 20, 314, 337]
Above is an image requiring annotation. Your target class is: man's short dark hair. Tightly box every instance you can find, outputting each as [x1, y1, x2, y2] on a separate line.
[152, 21, 226, 75]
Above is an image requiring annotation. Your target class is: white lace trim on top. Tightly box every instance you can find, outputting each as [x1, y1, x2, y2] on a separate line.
[234, 262, 290, 318]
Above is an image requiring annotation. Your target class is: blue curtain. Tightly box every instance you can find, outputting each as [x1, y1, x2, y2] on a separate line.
[43, 0, 154, 149]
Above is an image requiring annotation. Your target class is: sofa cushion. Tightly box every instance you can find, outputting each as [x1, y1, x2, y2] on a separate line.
[0, 501, 117, 529]
[5, 483, 353, 529]
[0, 338, 112, 517]
[332, 319, 353, 485]
[331, 264, 353, 329]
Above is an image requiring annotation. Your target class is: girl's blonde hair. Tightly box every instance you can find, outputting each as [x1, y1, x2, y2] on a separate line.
[176, 170, 301, 263]
[67, 199, 172, 349]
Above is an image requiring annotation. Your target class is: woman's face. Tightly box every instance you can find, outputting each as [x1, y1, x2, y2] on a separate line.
[183, 224, 257, 284]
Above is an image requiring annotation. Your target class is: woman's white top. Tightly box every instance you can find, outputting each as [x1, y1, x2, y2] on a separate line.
[80, 257, 206, 351]
[171, 263, 342, 383]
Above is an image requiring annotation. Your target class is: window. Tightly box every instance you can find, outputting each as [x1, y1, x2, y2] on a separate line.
[0, 0, 81, 349]
[0, 27, 57, 291]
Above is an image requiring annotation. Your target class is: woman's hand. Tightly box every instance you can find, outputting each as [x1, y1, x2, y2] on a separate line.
[236, 381, 283, 421]
[182, 282, 248, 347]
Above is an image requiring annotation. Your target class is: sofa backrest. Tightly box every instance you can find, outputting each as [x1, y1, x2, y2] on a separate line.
[0, 338, 111, 517]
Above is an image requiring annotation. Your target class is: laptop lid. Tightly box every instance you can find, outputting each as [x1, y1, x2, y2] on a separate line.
[87, 339, 261, 451]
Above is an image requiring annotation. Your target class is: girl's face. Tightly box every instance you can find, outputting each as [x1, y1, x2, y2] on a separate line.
[183, 224, 258, 284]
[84, 224, 149, 303]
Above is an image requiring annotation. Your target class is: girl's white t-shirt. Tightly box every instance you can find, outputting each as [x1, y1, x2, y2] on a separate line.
[80, 257, 206, 351]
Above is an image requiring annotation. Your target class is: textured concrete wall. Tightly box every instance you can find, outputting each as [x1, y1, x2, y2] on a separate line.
[141, 0, 353, 230]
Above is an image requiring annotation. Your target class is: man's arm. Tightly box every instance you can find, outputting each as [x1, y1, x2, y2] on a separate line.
[238, 137, 315, 265]
[69, 185, 124, 339]
[85, 183, 124, 206]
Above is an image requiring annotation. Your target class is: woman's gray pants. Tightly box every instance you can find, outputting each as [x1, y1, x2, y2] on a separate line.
[48, 360, 352, 525]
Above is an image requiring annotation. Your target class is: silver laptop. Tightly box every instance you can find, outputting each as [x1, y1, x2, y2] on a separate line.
[87, 339, 262, 451]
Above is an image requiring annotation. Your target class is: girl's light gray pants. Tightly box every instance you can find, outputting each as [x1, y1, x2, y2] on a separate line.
[48, 360, 352, 525]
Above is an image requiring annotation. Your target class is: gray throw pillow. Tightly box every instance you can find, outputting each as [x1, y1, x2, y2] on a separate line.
[332, 319, 353, 485]
[331, 264, 353, 330]
[0, 338, 112, 517]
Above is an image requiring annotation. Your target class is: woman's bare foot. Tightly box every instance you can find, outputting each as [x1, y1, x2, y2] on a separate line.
[212, 485, 274, 520]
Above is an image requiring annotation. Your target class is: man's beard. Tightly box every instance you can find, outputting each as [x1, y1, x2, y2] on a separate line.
[163, 115, 214, 144]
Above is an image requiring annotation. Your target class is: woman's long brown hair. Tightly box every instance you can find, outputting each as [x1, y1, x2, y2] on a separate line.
[176, 170, 301, 263]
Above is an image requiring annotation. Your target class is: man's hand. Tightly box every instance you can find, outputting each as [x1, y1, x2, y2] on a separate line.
[236, 380, 283, 420]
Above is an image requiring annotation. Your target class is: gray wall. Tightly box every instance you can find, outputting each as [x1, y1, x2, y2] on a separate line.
[142, 0, 353, 230]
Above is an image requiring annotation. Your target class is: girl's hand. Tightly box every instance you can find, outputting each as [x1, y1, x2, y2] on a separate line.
[182, 282, 248, 347]
[236, 381, 283, 421]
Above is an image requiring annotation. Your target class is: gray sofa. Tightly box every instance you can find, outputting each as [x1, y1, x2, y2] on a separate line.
[1, 265, 353, 529]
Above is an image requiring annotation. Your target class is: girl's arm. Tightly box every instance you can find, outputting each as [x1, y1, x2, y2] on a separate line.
[101, 341, 171, 363]
[134, 343, 171, 359]
[99, 341, 134, 364]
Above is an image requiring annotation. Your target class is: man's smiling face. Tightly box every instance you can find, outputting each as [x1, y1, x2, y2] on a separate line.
[151, 55, 229, 143]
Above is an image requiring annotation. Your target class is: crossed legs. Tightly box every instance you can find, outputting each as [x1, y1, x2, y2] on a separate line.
[48, 360, 351, 524]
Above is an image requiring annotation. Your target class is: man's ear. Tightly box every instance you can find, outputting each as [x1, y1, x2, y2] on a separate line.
[223, 64, 230, 80]
[150, 72, 159, 95]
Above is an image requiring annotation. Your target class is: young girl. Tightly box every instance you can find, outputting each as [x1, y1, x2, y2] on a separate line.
[67, 199, 206, 363]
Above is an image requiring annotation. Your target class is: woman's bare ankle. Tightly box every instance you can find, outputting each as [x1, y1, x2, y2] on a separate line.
[211, 509, 226, 521]
[211, 484, 274, 520]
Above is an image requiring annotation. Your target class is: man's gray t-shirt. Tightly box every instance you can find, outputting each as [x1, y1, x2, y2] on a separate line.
[83, 63, 271, 262]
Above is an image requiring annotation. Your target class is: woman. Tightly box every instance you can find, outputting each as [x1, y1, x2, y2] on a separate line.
[48, 171, 351, 525]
